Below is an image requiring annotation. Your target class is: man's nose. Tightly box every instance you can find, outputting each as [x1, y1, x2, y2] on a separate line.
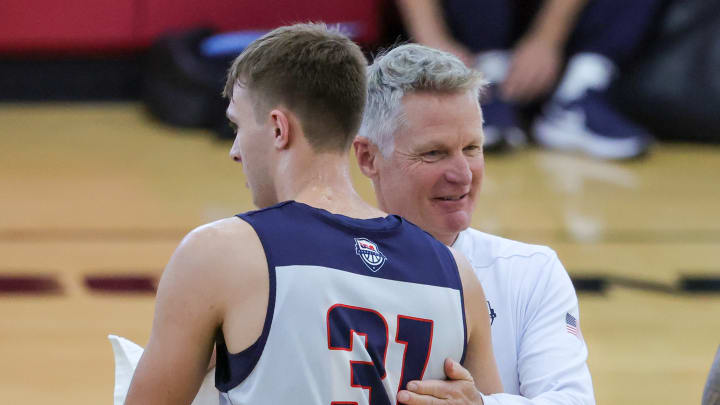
[229, 143, 241, 163]
[444, 155, 472, 184]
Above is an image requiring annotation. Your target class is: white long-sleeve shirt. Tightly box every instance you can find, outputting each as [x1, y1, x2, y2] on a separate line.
[453, 228, 595, 405]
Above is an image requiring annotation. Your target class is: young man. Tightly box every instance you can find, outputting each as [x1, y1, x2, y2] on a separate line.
[124, 23, 502, 405]
[355, 44, 594, 404]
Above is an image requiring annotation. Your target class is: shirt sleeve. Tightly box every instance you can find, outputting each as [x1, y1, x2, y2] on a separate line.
[482, 250, 595, 405]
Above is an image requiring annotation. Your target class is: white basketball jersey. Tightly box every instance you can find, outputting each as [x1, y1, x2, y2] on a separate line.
[215, 202, 467, 405]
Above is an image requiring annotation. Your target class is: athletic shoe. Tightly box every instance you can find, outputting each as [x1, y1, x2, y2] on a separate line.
[533, 89, 652, 160]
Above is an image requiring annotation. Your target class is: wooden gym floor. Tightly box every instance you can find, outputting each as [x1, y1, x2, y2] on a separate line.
[1, 103, 718, 404]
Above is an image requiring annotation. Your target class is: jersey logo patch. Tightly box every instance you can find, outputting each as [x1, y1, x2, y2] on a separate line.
[354, 238, 387, 272]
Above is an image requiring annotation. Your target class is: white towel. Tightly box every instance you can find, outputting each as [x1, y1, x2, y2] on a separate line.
[108, 335, 219, 405]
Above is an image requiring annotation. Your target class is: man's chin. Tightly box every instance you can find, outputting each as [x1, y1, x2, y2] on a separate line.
[423, 213, 471, 245]
[441, 211, 471, 234]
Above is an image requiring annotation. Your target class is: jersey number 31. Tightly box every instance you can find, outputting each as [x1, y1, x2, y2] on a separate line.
[327, 303, 434, 405]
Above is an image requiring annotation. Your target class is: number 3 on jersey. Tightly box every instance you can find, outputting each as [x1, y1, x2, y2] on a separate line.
[327, 304, 434, 405]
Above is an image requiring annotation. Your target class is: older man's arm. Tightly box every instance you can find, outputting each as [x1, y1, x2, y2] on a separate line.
[397, 249, 503, 405]
[400, 251, 595, 405]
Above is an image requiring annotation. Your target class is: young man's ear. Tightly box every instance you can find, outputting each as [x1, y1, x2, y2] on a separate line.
[270, 109, 290, 149]
[353, 137, 381, 178]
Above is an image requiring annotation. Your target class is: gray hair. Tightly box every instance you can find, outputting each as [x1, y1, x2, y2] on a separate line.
[358, 44, 487, 156]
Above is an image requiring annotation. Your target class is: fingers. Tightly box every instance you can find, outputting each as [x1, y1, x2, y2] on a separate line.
[397, 389, 440, 405]
[501, 60, 523, 100]
[502, 64, 555, 102]
[502, 61, 546, 102]
[403, 376, 478, 402]
[402, 358, 473, 398]
[444, 358, 473, 382]
[405, 379, 452, 398]
[501, 39, 561, 102]
[396, 358, 478, 405]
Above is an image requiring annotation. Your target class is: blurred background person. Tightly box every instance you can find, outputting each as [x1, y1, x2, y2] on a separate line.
[705, 346, 720, 405]
[396, 0, 664, 159]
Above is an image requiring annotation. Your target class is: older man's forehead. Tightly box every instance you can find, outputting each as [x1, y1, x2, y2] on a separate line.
[403, 89, 479, 113]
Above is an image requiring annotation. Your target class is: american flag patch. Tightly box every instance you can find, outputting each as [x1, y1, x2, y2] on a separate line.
[566, 313, 579, 336]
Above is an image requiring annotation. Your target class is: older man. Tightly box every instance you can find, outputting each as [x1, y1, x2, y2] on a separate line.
[354, 44, 594, 404]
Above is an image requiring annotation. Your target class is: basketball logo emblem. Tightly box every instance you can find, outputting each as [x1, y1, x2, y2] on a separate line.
[354, 238, 387, 272]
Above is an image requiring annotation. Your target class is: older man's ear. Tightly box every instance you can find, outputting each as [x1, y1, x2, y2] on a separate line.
[353, 137, 380, 178]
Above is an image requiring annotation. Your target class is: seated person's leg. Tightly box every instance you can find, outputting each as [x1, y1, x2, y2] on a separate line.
[444, 0, 532, 151]
[533, 0, 664, 159]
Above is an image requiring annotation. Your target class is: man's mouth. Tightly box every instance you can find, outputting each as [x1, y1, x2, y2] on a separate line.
[435, 193, 468, 201]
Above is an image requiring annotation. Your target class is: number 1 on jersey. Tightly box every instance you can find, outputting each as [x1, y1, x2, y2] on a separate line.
[327, 304, 434, 405]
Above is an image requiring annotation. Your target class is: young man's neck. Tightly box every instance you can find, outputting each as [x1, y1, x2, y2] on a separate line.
[276, 152, 385, 219]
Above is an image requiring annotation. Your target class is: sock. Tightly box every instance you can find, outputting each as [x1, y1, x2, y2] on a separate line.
[554, 53, 616, 103]
[474, 50, 510, 84]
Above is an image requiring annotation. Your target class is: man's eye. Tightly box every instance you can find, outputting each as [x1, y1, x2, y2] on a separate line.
[421, 150, 444, 161]
[464, 145, 481, 154]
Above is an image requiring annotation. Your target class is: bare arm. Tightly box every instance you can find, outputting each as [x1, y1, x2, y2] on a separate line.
[396, 0, 474, 66]
[125, 228, 224, 405]
[126, 216, 268, 405]
[530, 0, 589, 48]
[503, 0, 589, 101]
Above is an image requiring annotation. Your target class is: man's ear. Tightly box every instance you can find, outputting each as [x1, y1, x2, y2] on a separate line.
[269, 109, 290, 149]
[353, 136, 381, 178]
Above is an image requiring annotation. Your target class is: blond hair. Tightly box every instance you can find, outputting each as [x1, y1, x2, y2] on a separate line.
[224, 23, 367, 152]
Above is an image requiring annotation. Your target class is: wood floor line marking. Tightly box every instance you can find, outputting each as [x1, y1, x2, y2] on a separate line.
[1, 271, 719, 295]
[3, 228, 720, 243]
[0, 228, 187, 242]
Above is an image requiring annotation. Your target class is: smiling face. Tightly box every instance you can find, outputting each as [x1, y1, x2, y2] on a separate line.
[372, 91, 485, 245]
[227, 84, 278, 208]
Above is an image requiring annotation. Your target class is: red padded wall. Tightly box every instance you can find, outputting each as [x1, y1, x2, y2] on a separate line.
[0, 0, 382, 53]
[0, 0, 138, 52]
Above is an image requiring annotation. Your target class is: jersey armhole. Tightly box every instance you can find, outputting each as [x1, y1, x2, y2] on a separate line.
[214, 214, 277, 392]
[438, 244, 468, 366]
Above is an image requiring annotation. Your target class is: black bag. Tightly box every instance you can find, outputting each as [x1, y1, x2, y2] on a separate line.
[143, 28, 236, 139]
[612, 0, 720, 142]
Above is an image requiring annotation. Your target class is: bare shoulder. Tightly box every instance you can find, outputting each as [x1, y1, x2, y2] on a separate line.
[180, 216, 257, 252]
[175, 217, 262, 267]
[177, 217, 270, 353]
[159, 217, 266, 302]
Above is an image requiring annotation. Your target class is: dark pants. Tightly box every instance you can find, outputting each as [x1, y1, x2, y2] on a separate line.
[443, 0, 664, 65]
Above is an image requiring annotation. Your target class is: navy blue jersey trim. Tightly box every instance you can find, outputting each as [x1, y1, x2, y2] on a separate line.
[242, 201, 404, 233]
[214, 214, 277, 393]
[291, 201, 404, 233]
[237, 201, 461, 289]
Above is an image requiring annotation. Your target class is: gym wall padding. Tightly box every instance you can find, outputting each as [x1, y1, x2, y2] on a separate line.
[0, 0, 383, 53]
